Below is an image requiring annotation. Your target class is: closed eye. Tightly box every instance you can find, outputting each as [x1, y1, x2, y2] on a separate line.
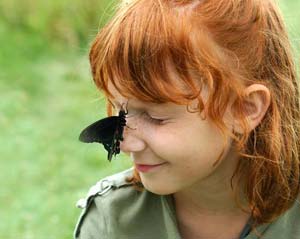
[141, 112, 166, 125]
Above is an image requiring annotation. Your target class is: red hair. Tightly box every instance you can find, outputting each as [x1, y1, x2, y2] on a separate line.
[89, 0, 300, 233]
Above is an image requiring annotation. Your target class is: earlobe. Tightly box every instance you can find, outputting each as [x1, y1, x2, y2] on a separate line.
[232, 84, 271, 134]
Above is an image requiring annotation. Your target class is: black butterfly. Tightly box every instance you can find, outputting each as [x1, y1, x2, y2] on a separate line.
[79, 107, 127, 162]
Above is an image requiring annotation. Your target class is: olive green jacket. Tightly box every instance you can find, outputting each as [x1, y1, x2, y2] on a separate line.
[74, 168, 300, 239]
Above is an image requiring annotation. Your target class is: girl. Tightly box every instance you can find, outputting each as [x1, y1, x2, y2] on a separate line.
[74, 0, 300, 238]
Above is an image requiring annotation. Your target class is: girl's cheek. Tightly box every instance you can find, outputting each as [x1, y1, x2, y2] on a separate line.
[146, 129, 178, 151]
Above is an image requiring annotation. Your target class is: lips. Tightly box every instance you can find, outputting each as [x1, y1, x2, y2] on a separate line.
[135, 162, 166, 173]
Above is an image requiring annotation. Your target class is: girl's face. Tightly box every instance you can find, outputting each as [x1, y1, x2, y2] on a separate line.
[111, 88, 239, 195]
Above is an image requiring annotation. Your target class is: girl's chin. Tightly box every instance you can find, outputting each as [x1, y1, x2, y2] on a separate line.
[142, 181, 178, 195]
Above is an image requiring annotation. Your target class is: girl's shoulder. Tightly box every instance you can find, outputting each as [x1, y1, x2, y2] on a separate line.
[259, 197, 300, 239]
[75, 167, 135, 211]
[73, 167, 135, 239]
[73, 168, 180, 239]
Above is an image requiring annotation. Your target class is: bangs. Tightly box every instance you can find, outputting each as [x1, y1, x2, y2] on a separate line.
[89, 0, 218, 104]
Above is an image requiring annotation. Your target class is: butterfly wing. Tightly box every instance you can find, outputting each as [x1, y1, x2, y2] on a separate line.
[106, 134, 122, 162]
[79, 109, 127, 162]
[107, 139, 116, 162]
[79, 116, 119, 144]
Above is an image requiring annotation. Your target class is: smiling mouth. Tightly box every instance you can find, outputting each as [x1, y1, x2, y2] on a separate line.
[135, 162, 167, 173]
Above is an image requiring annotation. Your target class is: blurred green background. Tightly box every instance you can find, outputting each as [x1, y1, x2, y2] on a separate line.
[0, 0, 299, 238]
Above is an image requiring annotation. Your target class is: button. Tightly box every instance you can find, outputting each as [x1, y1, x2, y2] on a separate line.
[76, 198, 87, 209]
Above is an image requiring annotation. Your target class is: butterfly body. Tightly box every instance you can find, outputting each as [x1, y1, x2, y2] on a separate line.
[79, 109, 127, 161]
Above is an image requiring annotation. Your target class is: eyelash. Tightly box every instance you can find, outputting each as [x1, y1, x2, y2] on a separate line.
[141, 112, 165, 125]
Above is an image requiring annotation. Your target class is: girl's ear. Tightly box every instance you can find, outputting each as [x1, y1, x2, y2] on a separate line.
[232, 84, 271, 134]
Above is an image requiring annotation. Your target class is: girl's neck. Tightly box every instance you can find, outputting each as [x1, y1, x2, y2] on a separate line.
[173, 189, 250, 239]
[172, 156, 251, 239]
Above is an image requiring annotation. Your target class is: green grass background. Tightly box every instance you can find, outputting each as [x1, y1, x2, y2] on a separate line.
[0, 0, 299, 238]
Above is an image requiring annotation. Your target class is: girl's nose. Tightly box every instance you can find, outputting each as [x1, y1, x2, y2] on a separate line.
[120, 126, 146, 153]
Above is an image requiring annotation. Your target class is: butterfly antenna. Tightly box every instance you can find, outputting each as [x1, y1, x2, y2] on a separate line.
[126, 125, 137, 130]
[121, 100, 129, 114]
